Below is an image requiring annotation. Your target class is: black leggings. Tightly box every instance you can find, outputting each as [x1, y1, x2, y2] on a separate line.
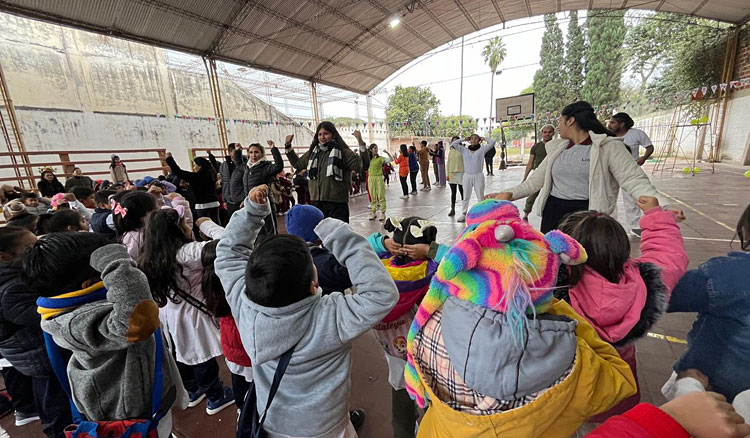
[409, 171, 418, 192]
[177, 358, 224, 401]
[399, 176, 409, 196]
[449, 183, 464, 205]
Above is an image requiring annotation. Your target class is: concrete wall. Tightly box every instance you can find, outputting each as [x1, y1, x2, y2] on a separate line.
[0, 13, 314, 181]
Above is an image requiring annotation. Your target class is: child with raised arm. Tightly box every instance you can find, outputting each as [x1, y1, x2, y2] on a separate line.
[215, 186, 398, 437]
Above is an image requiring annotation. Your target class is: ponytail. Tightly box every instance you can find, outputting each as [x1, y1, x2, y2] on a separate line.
[561, 101, 615, 136]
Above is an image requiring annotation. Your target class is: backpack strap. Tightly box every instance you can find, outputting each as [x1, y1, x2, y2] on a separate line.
[150, 327, 164, 420]
[257, 345, 295, 426]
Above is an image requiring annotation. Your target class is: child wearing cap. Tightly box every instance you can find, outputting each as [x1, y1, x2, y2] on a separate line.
[405, 200, 637, 437]
[285, 204, 352, 295]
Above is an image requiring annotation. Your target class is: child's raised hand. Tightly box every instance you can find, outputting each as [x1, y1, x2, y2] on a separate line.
[248, 185, 268, 205]
[195, 217, 212, 227]
[636, 196, 659, 212]
[660, 392, 750, 438]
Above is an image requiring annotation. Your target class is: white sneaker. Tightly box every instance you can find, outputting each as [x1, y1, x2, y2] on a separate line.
[15, 412, 40, 427]
[400, 195, 409, 199]
[369, 212, 376, 220]
[457, 214, 466, 223]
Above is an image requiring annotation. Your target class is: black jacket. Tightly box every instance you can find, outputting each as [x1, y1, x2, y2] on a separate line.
[0, 263, 51, 377]
[64, 175, 94, 192]
[166, 156, 219, 206]
[310, 246, 352, 295]
[240, 147, 284, 198]
[220, 151, 249, 204]
[37, 179, 65, 198]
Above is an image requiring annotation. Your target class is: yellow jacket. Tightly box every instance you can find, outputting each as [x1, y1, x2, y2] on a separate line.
[415, 299, 637, 438]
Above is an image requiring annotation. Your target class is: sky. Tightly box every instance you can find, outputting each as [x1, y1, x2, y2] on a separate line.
[323, 12, 587, 123]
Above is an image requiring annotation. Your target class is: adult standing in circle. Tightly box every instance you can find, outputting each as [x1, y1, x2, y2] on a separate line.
[394, 144, 411, 199]
[365, 143, 393, 221]
[37, 168, 65, 198]
[446, 136, 464, 217]
[64, 167, 94, 192]
[608, 112, 655, 237]
[484, 142, 497, 176]
[285, 122, 364, 223]
[416, 140, 431, 191]
[450, 134, 497, 222]
[165, 153, 221, 223]
[407, 145, 419, 195]
[109, 155, 130, 185]
[521, 124, 555, 221]
[487, 101, 682, 233]
[219, 142, 248, 217]
[238, 141, 283, 235]
[430, 141, 446, 187]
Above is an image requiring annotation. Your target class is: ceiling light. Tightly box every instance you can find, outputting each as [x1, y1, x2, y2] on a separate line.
[389, 17, 401, 28]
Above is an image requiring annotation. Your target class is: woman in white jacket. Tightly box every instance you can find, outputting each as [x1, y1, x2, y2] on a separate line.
[488, 101, 683, 232]
[139, 208, 235, 417]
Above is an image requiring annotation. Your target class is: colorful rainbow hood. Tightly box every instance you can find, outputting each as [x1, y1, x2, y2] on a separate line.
[404, 200, 587, 407]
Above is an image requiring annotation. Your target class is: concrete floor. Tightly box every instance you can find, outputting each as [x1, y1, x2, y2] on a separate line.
[3, 162, 748, 437]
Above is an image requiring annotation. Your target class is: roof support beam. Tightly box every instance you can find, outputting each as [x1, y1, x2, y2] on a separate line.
[366, 0, 437, 49]
[489, 0, 506, 23]
[207, 0, 255, 54]
[523, 0, 533, 18]
[452, 0, 479, 31]
[691, 0, 710, 15]
[420, 4, 457, 39]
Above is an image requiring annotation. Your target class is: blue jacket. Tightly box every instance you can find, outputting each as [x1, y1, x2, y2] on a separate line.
[667, 251, 750, 402]
[408, 153, 419, 172]
[309, 245, 351, 295]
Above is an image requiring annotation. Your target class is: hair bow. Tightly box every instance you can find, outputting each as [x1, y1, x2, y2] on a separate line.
[111, 199, 128, 218]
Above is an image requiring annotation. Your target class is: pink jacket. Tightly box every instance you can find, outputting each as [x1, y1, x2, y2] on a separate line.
[569, 208, 688, 345]
[570, 207, 688, 419]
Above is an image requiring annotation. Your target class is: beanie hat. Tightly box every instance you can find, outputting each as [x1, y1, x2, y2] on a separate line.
[404, 199, 587, 407]
[285, 204, 324, 243]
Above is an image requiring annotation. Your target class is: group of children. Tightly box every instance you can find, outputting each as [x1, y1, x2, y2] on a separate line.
[0, 147, 749, 438]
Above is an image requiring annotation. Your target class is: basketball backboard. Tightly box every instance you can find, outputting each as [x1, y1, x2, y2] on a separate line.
[495, 93, 535, 121]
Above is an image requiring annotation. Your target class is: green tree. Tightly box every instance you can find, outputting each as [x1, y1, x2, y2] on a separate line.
[520, 85, 534, 94]
[386, 86, 440, 135]
[328, 116, 365, 128]
[533, 14, 567, 113]
[482, 36, 507, 120]
[623, 13, 684, 97]
[582, 10, 627, 108]
[564, 10, 586, 103]
[431, 115, 477, 137]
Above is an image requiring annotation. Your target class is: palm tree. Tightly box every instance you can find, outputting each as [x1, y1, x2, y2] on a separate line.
[481, 36, 507, 123]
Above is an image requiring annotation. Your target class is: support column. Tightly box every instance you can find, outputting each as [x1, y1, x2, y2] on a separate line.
[204, 57, 229, 153]
[0, 60, 33, 189]
[459, 36, 464, 123]
[713, 26, 740, 161]
[310, 81, 320, 126]
[366, 94, 375, 145]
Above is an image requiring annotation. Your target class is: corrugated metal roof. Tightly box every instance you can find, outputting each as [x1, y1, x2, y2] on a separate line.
[1, 0, 748, 94]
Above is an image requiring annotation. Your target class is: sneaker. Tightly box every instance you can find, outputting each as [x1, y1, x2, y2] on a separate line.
[379, 212, 385, 222]
[631, 228, 642, 237]
[15, 411, 40, 427]
[349, 409, 365, 430]
[448, 208, 455, 217]
[457, 214, 466, 223]
[187, 390, 206, 408]
[400, 195, 409, 199]
[410, 190, 417, 195]
[369, 212, 376, 220]
[425, 186, 431, 190]
[206, 387, 234, 416]
[522, 215, 529, 222]
[420, 187, 428, 191]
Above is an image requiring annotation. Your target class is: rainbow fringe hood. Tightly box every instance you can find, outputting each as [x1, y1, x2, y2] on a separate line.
[404, 200, 587, 407]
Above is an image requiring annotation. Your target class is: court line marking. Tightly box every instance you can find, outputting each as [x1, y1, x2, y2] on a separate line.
[647, 332, 687, 344]
[682, 236, 734, 242]
[658, 190, 735, 233]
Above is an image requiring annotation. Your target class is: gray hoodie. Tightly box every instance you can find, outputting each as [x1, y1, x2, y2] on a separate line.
[216, 200, 398, 437]
[40, 244, 178, 421]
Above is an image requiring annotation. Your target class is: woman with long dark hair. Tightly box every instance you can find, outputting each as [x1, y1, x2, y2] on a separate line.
[139, 209, 234, 416]
[488, 101, 683, 232]
[165, 153, 221, 224]
[37, 168, 65, 198]
[237, 141, 283, 234]
[393, 144, 411, 199]
[284, 122, 364, 222]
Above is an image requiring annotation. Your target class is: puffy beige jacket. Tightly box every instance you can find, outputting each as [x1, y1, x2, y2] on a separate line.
[507, 131, 663, 216]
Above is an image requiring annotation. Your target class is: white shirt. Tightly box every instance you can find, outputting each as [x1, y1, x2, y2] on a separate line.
[623, 128, 652, 160]
[450, 138, 497, 175]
